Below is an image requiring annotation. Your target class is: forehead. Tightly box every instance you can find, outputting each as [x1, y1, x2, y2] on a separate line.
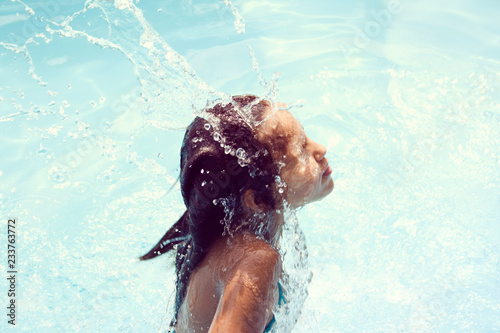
[259, 108, 301, 137]
[256, 107, 303, 154]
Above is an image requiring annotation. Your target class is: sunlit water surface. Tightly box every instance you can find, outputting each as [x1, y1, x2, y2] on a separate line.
[0, 0, 499, 332]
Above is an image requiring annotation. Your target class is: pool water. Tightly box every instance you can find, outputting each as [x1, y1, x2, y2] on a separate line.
[1, 0, 499, 332]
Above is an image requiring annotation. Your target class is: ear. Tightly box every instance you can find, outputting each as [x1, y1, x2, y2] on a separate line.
[242, 189, 265, 213]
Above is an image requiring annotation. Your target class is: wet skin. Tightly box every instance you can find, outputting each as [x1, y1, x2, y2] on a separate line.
[256, 106, 334, 208]
[175, 105, 334, 333]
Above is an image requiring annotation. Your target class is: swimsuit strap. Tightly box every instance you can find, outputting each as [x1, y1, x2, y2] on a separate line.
[264, 282, 286, 332]
[278, 282, 286, 306]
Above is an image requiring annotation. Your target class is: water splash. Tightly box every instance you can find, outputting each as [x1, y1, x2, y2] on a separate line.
[247, 44, 282, 107]
[223, 0, 246, 34]
[274, 204, 312, 332]
[39, 0, 222, 130]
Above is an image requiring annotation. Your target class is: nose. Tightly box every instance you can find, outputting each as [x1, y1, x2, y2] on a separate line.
[312, 140, 327, 162]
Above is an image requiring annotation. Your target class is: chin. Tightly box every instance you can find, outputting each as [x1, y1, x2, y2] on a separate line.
[324, 179, 334, 196]
[328, 178, 334, 191]
[317, 178, 334, 201]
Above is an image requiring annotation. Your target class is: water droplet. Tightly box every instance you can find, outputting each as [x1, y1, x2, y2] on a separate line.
[48, 167, 70, 184]
[204, 123, 211, 130]
[37, 145, 47, 155]
[192, 137, 199, 143]
[236, 148, 247, 159]
[96, 166, 119, 185]
[201, 181, 207, 187]
[200, 169, 204, 174]
[224, 146, 232, 155]
[213, 132, 221, 142]
[278, 188, 284, 194]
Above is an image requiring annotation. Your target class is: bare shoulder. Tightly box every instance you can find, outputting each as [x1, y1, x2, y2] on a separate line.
[212, 233, 281, 282]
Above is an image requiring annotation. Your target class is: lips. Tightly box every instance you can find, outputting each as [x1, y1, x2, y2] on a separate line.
[322, 160, 332, 177]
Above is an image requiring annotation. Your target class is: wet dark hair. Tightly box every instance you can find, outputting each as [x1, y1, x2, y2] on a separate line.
[139, 95, 280, 326]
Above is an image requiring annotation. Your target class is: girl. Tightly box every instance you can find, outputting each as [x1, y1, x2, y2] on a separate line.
[140, 95, 334, 332]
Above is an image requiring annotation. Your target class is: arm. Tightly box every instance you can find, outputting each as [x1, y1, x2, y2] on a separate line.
[209, 246, 281, 333]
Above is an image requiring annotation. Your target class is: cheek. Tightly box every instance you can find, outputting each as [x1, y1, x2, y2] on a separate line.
[280, 154, 320, 184]
[286, 163, 318, 191]
[302, 156, 322, 180]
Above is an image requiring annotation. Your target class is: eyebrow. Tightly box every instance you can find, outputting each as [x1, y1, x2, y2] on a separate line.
[294, 118, 304, 131]
[294, 121, 306, 143]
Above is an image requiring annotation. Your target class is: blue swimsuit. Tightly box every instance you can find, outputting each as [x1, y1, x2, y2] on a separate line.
[264, 283, 286, 333]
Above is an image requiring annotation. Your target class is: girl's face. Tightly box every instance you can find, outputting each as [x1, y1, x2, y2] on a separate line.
[257, 107, 334, 208]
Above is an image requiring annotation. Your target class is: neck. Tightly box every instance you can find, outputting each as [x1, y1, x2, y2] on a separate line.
[241, 206, 285, 248]
[238, 197, 288, 248]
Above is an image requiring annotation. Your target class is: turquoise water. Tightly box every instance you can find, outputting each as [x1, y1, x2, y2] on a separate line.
[1, 0, 499, 332]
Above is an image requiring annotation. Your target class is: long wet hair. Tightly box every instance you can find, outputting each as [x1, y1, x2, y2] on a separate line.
[139, 95, 280, 326]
